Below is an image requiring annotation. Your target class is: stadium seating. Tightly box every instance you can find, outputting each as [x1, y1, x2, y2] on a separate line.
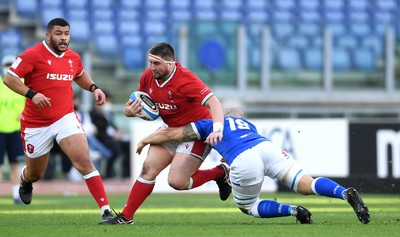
[40, 0, 62, 9]
[69, 20, 90, 44]
[65, 0, 88, 10]
[332, 49, 351, 71]
[40, 8, 64, 28]
[15, 0, 37, 17]
[362, 36, 384, 56]
[0, 29, 24, 59]
[122, 47, 145, 70]
[304, 48, 323, 70]
[7, 0, 398, 74]
[352, 48, 376, 71]
[198, 40, 225, 72]
[94, 34, 118, 57]
[277, 48, 301, 71]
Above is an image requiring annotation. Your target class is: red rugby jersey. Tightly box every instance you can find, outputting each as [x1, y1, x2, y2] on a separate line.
[8, 41, 84, 127]
[138, 62, 213, 127]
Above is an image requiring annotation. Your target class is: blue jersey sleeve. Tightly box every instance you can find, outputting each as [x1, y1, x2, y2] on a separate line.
[193, 116, 268, 165]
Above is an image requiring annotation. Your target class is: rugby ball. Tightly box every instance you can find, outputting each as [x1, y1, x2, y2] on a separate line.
[129, 91, 159, 121]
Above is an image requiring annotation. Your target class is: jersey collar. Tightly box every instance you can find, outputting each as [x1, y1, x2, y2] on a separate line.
[156, 64, 177, 87]
[42, 40, 66, 58]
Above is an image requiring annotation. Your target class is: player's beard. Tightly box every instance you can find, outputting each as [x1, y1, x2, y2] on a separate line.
[152, 69, 169, 81]
[152, 71, 160, 80]
[49, 37, 69, 54]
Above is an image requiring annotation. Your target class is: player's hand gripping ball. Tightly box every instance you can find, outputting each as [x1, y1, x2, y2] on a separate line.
[129, 91, 159, 121]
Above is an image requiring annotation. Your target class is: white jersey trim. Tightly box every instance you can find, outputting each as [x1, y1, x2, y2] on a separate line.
[7, 70, 22, 79]
[156, 65, 177, 88]
[201, 92, 214, 105]
[77, 69, 84, 77]
[190, 122, 202, 140]
[42, 40, 66, 58]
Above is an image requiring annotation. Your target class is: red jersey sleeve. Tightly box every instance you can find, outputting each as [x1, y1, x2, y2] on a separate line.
[9, 48, 36, 79]
[74, 53, 84, 77]
[177, 68, 213, 105]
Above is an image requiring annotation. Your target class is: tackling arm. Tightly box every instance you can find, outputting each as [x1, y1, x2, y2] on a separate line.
[136, 124, 198, 154]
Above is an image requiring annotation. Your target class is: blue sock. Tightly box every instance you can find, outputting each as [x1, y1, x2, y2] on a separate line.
[312, 177, 346, 199]
[257, 200, 292, 218]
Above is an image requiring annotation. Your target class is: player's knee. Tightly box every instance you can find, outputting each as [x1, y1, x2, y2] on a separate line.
[72, 158, 95, 174]
[279, 162, 307, 193]
[168, 176, 188, 190]
[139, 162, 160, 180]
[296, 175, 315, 195]
[234, 197, 260, 217]
[236, 199, 262, 218]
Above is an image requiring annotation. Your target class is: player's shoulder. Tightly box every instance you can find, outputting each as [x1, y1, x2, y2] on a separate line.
[18, 44, 42, 62]
[176, 63, 196, 78]
[65, 48, 81, 59]
[23, 42, 43, 55]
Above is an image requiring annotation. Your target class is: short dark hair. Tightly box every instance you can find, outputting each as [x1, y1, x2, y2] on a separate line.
[47, 18, 70, 32]
[149, 42, 175, 61]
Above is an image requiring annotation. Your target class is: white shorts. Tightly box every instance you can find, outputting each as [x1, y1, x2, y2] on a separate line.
[160, 123, 211, 161]
[230, 141, 294, 187]
[22, 112, 85, 158]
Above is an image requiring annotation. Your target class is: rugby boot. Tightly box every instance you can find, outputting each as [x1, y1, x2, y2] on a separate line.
[215, 163, 231, 201]
[295, 206, 313, 224]
[345, 187, 370, 224]
[19, 177, 33, 205]
[99, 211, 133, 225]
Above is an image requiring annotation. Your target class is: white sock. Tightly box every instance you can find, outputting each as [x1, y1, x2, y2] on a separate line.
[101, 205, 111, 215]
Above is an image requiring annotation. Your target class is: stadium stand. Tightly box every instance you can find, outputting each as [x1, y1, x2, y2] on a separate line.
[0, 0, 399, 117]
[4, 0, 398, 73]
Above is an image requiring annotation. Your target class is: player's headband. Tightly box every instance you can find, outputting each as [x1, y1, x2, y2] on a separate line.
[149, 54, 175, 64]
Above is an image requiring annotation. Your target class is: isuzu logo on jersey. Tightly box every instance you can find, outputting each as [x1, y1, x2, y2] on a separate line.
[157, 103, 177, 110]
[46, 73, 74, 81]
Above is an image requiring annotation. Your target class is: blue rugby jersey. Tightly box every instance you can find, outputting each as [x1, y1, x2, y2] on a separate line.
[192, 116, 269, 165]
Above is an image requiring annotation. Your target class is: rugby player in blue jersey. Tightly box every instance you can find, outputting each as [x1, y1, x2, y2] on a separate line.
[136, 107, 370, 224]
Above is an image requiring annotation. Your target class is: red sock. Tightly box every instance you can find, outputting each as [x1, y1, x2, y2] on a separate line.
[122, 178, 155, 219]
[84, 173, 109, 208]
[191, 166, 224, 189]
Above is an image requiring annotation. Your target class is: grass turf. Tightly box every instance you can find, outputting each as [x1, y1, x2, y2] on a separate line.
[0, 192, 399, 237]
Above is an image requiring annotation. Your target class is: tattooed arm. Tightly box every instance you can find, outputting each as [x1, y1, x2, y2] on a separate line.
[136, 124, 199, 155]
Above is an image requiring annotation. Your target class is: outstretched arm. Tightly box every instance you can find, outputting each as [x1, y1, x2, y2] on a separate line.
[136, 124, 198, 154]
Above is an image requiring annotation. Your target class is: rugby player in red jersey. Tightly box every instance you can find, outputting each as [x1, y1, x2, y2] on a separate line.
[3, 18, 114, 222]
[100, 42, 230, 224]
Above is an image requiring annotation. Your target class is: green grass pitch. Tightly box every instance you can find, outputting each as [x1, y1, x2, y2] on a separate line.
[1, 192, 399, 237]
